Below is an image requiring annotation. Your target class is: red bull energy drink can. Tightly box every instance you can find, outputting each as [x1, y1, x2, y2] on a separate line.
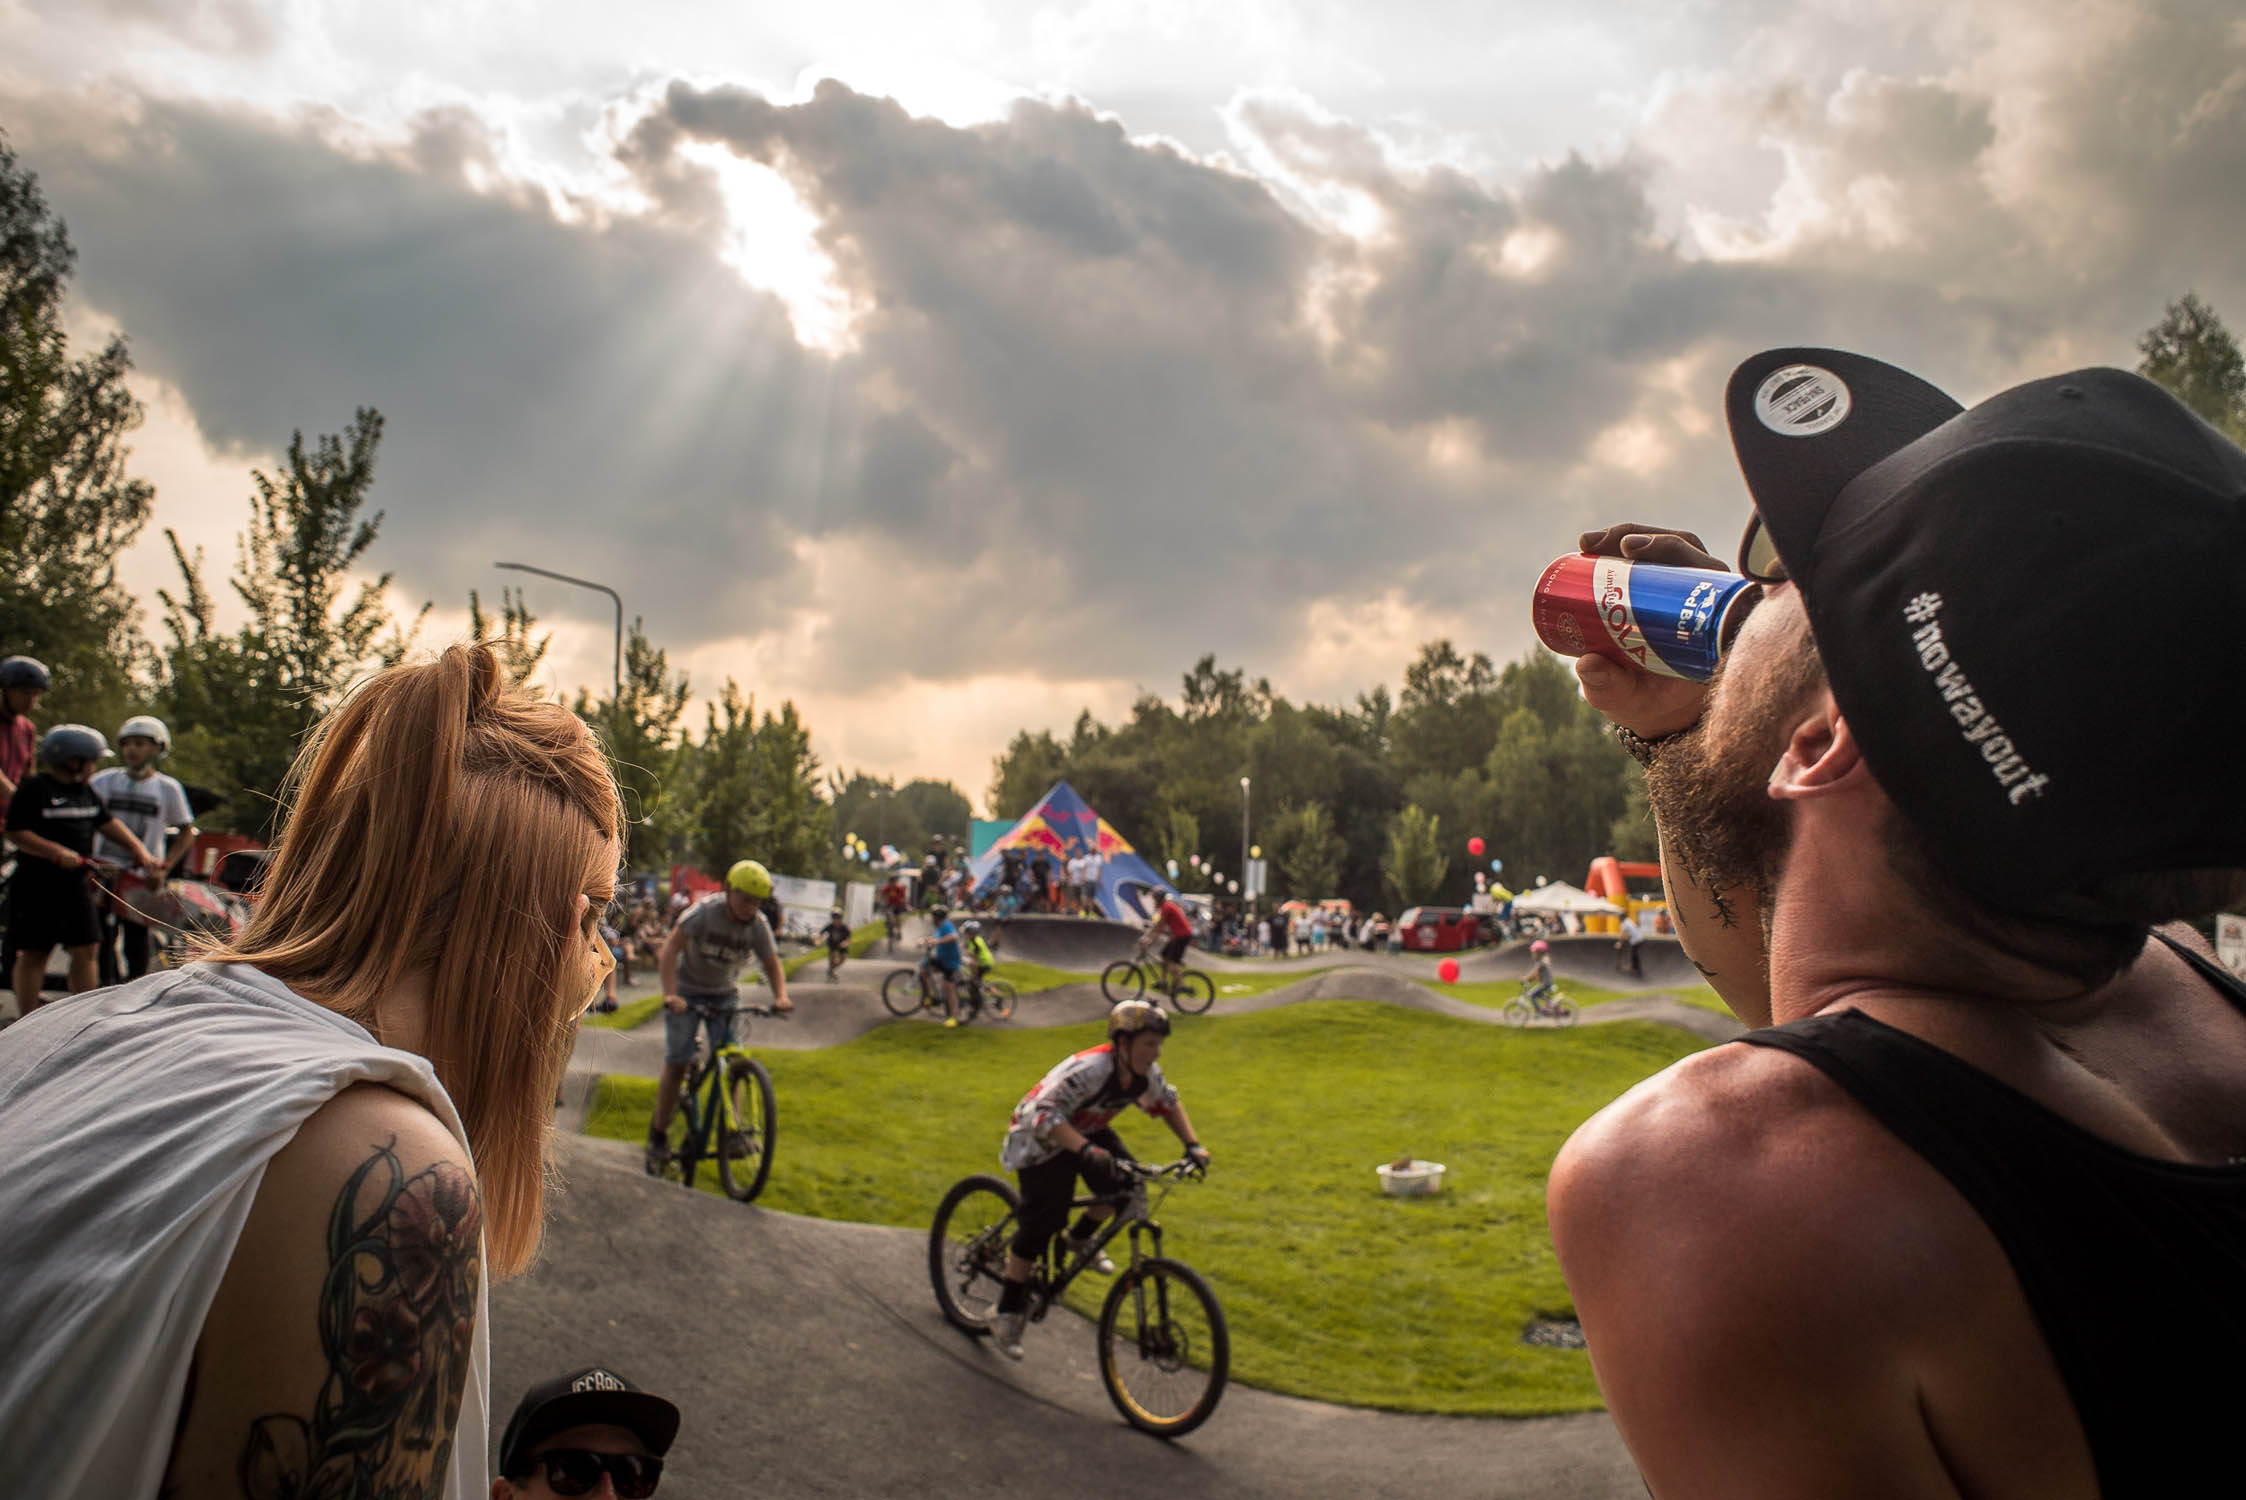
[1531, 554, 1757, 682]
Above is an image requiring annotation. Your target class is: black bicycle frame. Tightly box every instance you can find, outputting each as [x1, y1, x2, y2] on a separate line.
[1030, 1185, 1162, 1316]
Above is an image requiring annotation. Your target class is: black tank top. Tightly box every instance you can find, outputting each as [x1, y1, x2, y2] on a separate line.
[1737, 934, 2246, 1498]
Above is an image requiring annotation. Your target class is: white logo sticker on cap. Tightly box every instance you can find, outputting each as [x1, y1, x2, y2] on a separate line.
[1754, 364, 1851, 437]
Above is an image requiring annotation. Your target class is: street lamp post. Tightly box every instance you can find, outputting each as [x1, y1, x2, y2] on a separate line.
[1240, 776, 1251, 903]
[493, 561, 623, 699]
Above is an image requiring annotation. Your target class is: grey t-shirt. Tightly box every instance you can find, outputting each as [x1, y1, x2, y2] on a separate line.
[674, 892, 778, 995]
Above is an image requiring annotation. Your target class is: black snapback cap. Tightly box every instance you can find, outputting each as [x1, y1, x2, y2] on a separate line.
[497, 1366, 680, 1477]
[1724, 347, 2246, 915]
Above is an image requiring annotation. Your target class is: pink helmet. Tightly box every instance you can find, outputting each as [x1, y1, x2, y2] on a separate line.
[1530, 940, 1549, 953]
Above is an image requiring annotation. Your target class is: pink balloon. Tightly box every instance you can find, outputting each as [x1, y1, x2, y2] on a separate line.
[1467, 837, 1486, 857]
[1437, 958, 1460, 983]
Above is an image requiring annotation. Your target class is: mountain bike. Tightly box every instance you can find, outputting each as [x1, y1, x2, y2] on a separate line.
[881, 959, 1016, 1022]
[647, 1002, 780, 1201]
[929, 1157, 1227, 1437]
[1099, 948, 1215, 1013]
[1502, 981, 1578, 1027]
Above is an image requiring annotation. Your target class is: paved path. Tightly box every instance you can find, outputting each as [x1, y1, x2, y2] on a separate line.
[491, 1135, 1649, 1498]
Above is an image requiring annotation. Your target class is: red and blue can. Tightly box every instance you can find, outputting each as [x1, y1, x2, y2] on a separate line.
[1531, 554, 1756, 682]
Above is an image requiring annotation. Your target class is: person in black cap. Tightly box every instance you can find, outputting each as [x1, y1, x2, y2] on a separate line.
[1545, 350, 2246, 1497]
[494, 1366, 679, 1499]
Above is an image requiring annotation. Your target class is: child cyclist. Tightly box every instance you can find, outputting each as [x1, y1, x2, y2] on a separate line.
[1521, 938, 1557, 1005]
[820, 905, 853, 981]
[1140, 887, 1197, 997]
[989, 1000, 1211, 1359]
[925, 904, 965, 1026]
[91, 715, 198, 984]
[6, 726, 164, 1012]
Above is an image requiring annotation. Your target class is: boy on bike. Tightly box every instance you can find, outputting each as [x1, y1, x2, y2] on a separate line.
[819, 905, 853, 981]
[1142, 888, 1196, 997]
[648, 859, 791, 1174]
[6, 725, 163, 1013]
[1522, 939, 1557, 1005]
[926, 904, 965, 1026]
[90, 715, 198, 984]
[989, 1000, 1210, 1359]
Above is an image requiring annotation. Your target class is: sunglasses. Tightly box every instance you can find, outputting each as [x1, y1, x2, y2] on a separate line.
[524, 1448, 662, 1498]
[1737, 512, 1788, 584]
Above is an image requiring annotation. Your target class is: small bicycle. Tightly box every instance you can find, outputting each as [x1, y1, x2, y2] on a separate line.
[648, 1002, 780, 1202]
[1502, 981, 1579, 1027]
[881, 959, 1016, 1023]
[1099, 949, 1215, 1013]
[884, 906, 906, 952]
[929, 1157, 1227, 1437]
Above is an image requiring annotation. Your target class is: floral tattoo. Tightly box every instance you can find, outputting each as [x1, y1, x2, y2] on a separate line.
[239, 1139, 482, 1500]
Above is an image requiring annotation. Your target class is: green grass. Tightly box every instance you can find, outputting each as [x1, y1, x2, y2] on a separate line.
[584, 1000, 1705, 1415]
[583, 993, 665, 1031]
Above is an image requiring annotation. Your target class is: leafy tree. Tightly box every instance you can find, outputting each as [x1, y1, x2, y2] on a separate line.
[897, 778, 971, 852]
[988, 727, 1067, 818]
[1269, 801, 1345, 901]
[467, 586, 550, 690]
[158, 409, 424, 836]
[573, 621, 689, 871]
[1391, 640, 1499, 784]
[741, 699, 830, 880]
[1382, 803, 1449, 910]
[2138, 293, 2246, 441]
[683, 680, 758, 878]
[1155, 803, 1203, 892]
[830, 772, 927, 862]
[0, 136, 153, 729]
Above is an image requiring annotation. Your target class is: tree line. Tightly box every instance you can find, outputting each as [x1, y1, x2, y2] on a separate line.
[8, 131, 2244, 895]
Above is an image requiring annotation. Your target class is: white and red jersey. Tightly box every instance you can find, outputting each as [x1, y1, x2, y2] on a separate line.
[1001, 1042, 1180, 1170]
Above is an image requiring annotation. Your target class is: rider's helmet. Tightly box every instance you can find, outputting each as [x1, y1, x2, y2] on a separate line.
[725, 859, 774, 898]
[0, 655, 51, 691]
[1530, 939, 1550, 954]
[930, 905, 949, 920]
[830, 905, 843, 918]
[39, 723, 110, 770]
[117, 714, 171, 755]
[1108, 999, 1171, 1042]
[960, 919, 981, 936]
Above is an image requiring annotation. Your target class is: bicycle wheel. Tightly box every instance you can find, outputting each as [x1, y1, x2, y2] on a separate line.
[1098, 1257, 1229, 1437]
[929, 1174, 1021, 1334]
[982, 977, 1017, 1020]
[882, 968, 927, 1017]
[1100, 960, 1147, 1003]
[1169, 971, 1216, 1015]
[1550, 996, 1580, 1027]
[1501, 998, 1532, 1027]
[667, 1080, 704, 1186]
[717, 1055, 776, 1202]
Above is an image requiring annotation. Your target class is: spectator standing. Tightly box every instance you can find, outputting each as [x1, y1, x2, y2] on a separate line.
[1613, 912, 1644, 977]
[0, 656, 47, 804]
[91, 715, 198, 985]
[0, 644, 622, 1499]
[1550, 352, 2246, 1493]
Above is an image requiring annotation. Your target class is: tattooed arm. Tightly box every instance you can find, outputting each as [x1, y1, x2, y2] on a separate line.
[163, 1084, 482, 1500]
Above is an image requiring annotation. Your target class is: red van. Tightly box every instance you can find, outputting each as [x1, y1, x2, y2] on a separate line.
[1396, 906, 1482, 952]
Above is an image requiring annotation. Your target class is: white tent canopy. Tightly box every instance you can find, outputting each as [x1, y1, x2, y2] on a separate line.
[1510, 880, 1623, 916]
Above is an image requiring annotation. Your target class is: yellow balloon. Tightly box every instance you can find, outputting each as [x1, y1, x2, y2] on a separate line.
[1249, 845, 1262, 859]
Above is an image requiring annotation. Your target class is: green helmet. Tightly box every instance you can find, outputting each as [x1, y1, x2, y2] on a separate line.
[725, 859, 774, 898]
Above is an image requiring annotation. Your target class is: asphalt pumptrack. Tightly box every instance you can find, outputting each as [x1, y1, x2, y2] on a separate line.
[501, 916, 1735, 1497]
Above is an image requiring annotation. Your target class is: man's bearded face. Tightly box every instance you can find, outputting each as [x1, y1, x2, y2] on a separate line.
[1644, 591, 1823, 918]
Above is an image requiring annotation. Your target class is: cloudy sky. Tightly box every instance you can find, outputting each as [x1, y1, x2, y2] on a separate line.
[7, 0, 2242, 806]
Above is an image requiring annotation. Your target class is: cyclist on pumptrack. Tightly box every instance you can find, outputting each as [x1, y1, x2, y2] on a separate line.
[989, 1001, 1210, 1359]
[1522, 938, 1557, 1003]
[648, 859, 791, 1174]
[819, 905, 853, 980]
[1144, 890, 1196, 996]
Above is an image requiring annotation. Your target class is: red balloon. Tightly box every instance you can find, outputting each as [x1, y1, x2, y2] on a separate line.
[1467, 837, 1486, 857]
[1437, 958, 1460, 983]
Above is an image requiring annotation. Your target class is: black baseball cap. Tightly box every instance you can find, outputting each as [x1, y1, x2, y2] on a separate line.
[1724, 347, 2246, 917]
[497, 1367, 680, 1477]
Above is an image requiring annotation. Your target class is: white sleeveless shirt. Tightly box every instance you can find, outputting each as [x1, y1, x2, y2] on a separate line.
[0, 963, 490, 1499]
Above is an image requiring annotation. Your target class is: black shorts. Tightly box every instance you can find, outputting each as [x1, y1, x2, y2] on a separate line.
[1012, 1128, 1134, 1261]
[1160, 933, 1190, 966]
[8, 872, 99, 951]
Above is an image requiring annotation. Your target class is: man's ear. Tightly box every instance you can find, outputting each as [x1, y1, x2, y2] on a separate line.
[1767, 692, 1866, 801]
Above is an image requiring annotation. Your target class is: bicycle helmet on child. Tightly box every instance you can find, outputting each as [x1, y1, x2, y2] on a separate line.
[1108, 999, 1171, 1040]
[960, 919, 982, 936]
[1530, 940, 1550, 953]
[725, 859, 774, 898]
[0, 655, 50, 690]
[117, 714, 171, 754]
[39, 724, 109, 768]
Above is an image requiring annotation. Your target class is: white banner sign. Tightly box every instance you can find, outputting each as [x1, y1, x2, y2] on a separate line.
[770, 873, 837, 941]
[2218, 913, 2246, 979]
